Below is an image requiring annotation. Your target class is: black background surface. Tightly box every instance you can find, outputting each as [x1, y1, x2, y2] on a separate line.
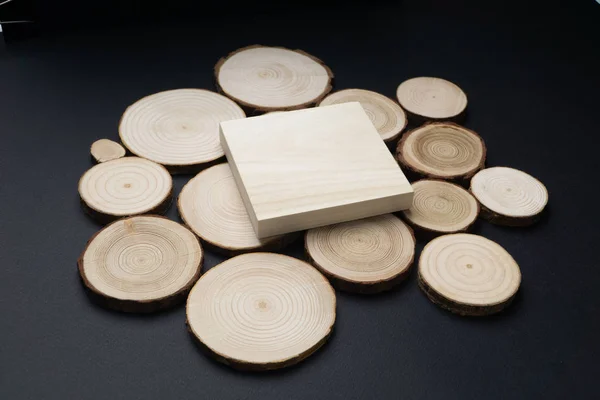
[1, 1, 599, 399]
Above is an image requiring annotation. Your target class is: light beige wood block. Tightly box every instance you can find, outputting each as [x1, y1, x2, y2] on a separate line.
[220, 102, 414, 238]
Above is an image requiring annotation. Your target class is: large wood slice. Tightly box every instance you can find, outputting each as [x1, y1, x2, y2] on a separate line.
[396, 77, 467, 122]
[177, 163, 297, 255]
[215, 45, 333, 112]
[319, 89, 407, 143]
[78, 216, 203, 313]
[397, 122, 486, 183]
[119, 89, 245, 172]
[90, 139, 125, 163]
[305, 214, 415, 293]
[186, 253, 336, 371]
[418, 233, 521, 316]
[470, 167, 548, 226]
[401, 179, 479, 236]
[78, 157, 172, 223]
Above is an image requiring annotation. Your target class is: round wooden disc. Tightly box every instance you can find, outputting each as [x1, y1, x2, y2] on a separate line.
[178, 163, 295, 254]
[319, 89, 407, 142]
[90, 139, 126, 163]
[215, 45, 333, 112]
[470, 167, 548, 226]
[119, 89, 245, 170]
[397, 122, 486, 182]
[78, 216, 203, 313]
[401, 180, 479, 235]
[396, 77, 467, 121]
[305, 214, 415, 293]
[186, 252, 336, 370]
[78, 157, 172, 223]
[418, 233, 521, 316]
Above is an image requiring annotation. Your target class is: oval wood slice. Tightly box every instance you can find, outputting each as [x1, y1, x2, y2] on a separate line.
[396, 77, 467, 121]
[119, 89, 245, 172]
[418, 233, 521, 316]
[178, 163, 296, 255]
[470, 167, 548, 226]
[401, 180, 479, 236]
[90, 139, 126, 163]
[186, 252, 336, 371]
[78, 157, 172, 223]
[215, 45, 333, 112]
[319, 89, 407, 143]
[397, 122, 486, 183]
[305, 214, 415, 293]
[78, 216, 203, 313]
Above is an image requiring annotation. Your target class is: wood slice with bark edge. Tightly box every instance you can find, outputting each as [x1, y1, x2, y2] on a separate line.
[118, 89, 245, 173]
[78, 157, 173, 224]
[90, 139, 126, 163]
[305, 214, 415, 294]
[186, 252, 336, 371]
[401, 179, 479, 238]
[396, 77, 467, 122]
[319, 89, 407, 143]
[78, 215, 203, 313]
[214, 45, 334, 113]
[396, 122, 486, 185]
[470, 167, 548, 226]
[418, 233, 521, 316]
[177, 163, 298, 256]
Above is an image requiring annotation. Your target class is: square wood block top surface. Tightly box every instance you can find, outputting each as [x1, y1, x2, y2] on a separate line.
[220, 102, 414, 238]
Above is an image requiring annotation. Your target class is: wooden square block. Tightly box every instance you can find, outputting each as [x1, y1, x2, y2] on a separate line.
[220, 102, 414, 238]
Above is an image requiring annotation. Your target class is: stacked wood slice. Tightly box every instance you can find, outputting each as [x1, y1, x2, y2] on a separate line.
[306, 214, 415, 293]
[215, 45, 333, 112]
[78, 157, 172, 223]
[119, 89, 245, 172]
[396, 77, 467, 122]
[319, 89, 407, 143]
[90, 139, 126, 163]
[78, 216, 203, 313]
[186, 253, 336, 371]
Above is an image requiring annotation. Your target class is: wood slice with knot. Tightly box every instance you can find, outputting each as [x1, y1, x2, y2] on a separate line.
[78, 216, 203, 313]
[319, 89, 407, 143]
[397, 122, 486, 183]
[90, 139, 126, 163]
[186, 252, 336, 371]
[401, 180, 479, 236]
[396, 77, 467, 122]
[470, 167, 548, 226]
[418, 233, 521, 316]
[215, 45, 333, 112]
[78, 157, 172, 223]
[305, 214, 415, 293]
[119, 89, 245, 172]
[177, 163, 297, 255]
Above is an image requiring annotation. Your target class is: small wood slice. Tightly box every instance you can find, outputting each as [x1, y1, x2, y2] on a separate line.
[396, 77, 467, 121]
[470, 167, 548, 226]
[78, 157, 172, 223]
[215, 45, 333, 112]
[119, 89, 245, 172]
[418, 233, 521, 316]
[186, 252, 336, 371]
[319, 89, 407, 143]
[401, 180, 479, 236]
[177, 163, 297, 255]
[305, 214, 415, 293]
[90, 139, 126, 163]
[397, 122, 486, 183]
[78, 216, 203, 313]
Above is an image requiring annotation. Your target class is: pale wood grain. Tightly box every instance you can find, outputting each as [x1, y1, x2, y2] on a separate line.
[90, 139, 126, 163]
[396, 77, 467, 121]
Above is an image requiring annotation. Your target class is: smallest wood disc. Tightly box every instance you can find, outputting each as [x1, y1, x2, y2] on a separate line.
[306, 214, 415, 293]
[90, 139, 126, 163]
[396, 77, 467, 121]
[401, 180, 479, 235]
[470, 167, 548, 226]
[319, 89, 407, 142]
[418, 233, 521, 316]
